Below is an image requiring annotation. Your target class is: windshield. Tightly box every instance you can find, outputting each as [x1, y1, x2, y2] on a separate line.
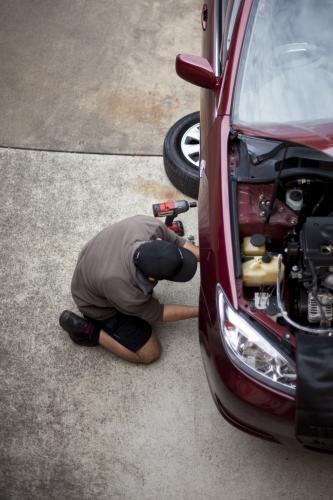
[232, 0, 333, 127]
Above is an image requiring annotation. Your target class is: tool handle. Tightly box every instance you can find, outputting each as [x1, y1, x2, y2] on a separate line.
[165, 214, 175, 226]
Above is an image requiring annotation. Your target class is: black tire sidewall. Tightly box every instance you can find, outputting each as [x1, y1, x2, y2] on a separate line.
[163, 112, 200, 199]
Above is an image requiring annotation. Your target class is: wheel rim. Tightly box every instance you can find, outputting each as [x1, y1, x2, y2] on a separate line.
[180, 123, 200, 168]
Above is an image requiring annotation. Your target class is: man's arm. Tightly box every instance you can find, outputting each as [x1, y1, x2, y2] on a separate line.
[155, 219, 200, 260]
[162, 304, 198, 322]
[183, 240, 200, 261]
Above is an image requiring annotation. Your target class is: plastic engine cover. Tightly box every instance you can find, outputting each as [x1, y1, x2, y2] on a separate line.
[301, 217, 333, 266]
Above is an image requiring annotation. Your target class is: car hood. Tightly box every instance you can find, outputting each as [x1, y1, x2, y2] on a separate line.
[233, 121, 333, 159]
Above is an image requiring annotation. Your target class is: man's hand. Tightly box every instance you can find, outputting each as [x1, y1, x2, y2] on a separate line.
[183, 240, 200, 261]
[163, 304, 198, 322]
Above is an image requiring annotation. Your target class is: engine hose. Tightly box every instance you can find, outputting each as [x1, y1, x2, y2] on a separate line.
[276, 254, 333, 335]
[311, 193, 325, 215]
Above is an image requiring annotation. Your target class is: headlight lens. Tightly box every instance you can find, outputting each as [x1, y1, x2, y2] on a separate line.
[217, 285, 296, 393]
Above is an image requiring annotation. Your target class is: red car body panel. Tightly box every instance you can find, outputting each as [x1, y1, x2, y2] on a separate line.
[196, 0, 322, 445]
[181, 0, 333, 446]
[198, 109, 297, 443]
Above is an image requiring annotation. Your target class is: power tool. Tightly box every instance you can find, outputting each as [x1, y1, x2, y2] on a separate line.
[152, 200, 197, 236]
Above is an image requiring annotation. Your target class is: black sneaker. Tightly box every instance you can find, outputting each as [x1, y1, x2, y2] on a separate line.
[59, 310, 100, 346]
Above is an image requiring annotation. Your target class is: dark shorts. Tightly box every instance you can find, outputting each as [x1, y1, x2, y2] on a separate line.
[87, 313, 152, 352]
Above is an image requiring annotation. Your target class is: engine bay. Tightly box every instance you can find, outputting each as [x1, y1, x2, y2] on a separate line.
[233, 136, 333, 335]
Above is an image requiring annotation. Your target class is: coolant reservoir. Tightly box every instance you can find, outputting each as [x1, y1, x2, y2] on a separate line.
[242, 256, 284, 287]
[242, 235, 266, 257]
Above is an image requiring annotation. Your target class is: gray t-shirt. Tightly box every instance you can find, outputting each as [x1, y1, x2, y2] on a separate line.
[71, 215, 186, 322]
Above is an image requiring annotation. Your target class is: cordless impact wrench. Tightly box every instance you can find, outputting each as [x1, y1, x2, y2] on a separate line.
[152, 200, 197, 236]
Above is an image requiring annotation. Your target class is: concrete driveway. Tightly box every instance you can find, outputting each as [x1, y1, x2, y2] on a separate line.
[1, 2, 333, 500]
[0, 0, 199, 154]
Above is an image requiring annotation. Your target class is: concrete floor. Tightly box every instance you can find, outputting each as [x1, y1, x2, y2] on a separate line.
[1, 1, 333, 499]
[2, 149, 333, 500]
[0, 0, 199, 154]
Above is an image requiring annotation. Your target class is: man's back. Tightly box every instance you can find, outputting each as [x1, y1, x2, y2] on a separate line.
[71, 215, 184, 321]
[60, 214, 198, 363]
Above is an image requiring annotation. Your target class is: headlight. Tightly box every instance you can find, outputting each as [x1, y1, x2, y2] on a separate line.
[217, 284, 296, 394]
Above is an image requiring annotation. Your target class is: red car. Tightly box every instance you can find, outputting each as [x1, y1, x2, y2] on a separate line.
[164, 0, 333, 451]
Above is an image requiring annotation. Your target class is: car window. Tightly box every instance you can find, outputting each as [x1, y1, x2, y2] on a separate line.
[232, 0, 333, 126]
[217, 0, 228, 74]
[221, 0, 243, 69]
[226, 0, 242, 52]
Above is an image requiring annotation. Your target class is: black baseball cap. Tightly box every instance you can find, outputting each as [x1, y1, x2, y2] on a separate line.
[133, 240, 197, 282]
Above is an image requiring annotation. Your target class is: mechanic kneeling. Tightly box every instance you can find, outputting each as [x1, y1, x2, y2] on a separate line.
[59, 215, 199, 364]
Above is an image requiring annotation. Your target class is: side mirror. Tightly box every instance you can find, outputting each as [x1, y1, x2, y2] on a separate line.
[176, 54, 220, 90]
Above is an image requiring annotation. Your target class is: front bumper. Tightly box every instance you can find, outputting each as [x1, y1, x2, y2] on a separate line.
[199, 299, 297, 446]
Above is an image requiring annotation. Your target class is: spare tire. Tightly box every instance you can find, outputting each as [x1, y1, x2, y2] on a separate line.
[163, 112, 200, 200]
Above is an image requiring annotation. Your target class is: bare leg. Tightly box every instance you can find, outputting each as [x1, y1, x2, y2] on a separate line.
[99, 330, 161, 364]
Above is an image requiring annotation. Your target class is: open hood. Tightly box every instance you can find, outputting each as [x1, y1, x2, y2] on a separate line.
[233, 121, 333, 159]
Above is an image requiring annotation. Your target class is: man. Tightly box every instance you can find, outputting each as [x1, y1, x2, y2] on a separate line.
[59, 215, 199, 364]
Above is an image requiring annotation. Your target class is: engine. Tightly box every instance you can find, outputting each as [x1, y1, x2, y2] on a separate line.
[293, 217, 333, 326]
[238, 180, 333, 331]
